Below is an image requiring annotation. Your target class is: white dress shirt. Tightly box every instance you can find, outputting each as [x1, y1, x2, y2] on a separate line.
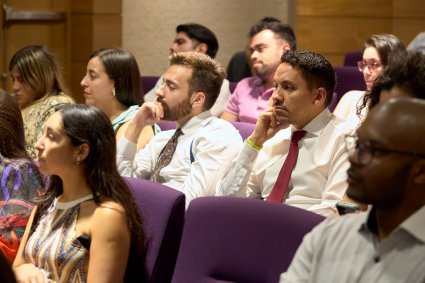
[280, 205, 425, 283]
[117, 111, 243, 204]
[333, 90, 368, 129]
[218, 109, 355, 216]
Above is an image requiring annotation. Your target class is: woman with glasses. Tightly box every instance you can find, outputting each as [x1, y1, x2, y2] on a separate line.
[333, 34, 406, 128]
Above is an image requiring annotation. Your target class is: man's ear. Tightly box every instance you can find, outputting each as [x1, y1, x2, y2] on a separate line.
[282, 42, 291, 52]
[412, 159, 425, 184]
[195, 43, 208, 55]
[191, 92, 206, 108]
[313, 87, 327, 106]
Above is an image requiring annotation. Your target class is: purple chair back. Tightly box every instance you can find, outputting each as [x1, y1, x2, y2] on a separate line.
[230, 121, 255, 140]
[124, 177, 185, 283]
[343, 51, 362, 67]
[141, 76, 160, 94]
[329, 66, 366, 112]
[171, 197, 325, 283]
[157, 121, 177, 131]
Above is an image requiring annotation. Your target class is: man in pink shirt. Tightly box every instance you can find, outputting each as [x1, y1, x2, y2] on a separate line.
[221, 17, 296, 124]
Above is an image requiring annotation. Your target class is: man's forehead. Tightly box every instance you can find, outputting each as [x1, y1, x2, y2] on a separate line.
[274, 63, 301, 81]
[250, 29, 277, 46]
[175, 32, 191, 41]
[165, 64, 192, 81]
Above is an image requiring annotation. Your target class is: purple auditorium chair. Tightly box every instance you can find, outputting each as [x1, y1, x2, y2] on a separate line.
[157, 121, 177, 131]
[329, 66, 366, 112]
[231, 121, 255, 140]
[124, 177, 185, 283]
[171, 197, 325, 283]
[141, 76, 160, 94]
[343, 50, 362, 67]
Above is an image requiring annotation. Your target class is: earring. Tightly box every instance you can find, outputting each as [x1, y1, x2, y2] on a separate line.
[76, 157, 80, 165]
[112, 89, 116, 97]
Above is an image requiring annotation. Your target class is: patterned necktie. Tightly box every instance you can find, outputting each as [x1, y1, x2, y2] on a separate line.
[149, 128, 184, 181]
[267, 130, 307, 203]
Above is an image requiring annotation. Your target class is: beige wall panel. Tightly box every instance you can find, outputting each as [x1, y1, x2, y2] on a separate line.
[297, 0, 392, 17]
[393, 0, 425, 18]
[297, 17, 392, 53]
[392, 19, 425, 45]
[123, 0, 295, 76]
[93, 15, 122, 50]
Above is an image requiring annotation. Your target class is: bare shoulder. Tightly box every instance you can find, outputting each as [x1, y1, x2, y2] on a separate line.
[90, 200, 129, 237]
[94, 200, 126, 219]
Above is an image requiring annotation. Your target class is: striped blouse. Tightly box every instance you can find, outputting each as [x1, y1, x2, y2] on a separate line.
[24, 195, 93, 282]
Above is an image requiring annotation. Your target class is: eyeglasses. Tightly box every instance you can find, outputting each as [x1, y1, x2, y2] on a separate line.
[357, 61, 382, 72]
[344, 134, 425, 165]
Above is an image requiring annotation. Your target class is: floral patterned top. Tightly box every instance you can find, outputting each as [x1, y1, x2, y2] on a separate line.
[0, 159, 43, 262]
[21, 92, 74, 159]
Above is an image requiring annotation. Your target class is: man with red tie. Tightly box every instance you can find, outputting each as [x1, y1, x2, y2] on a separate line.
[218, 50, 355, 216]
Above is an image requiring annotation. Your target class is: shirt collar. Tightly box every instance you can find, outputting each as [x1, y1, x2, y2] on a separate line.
[359, 205, 425, 243]
[400, 204, 425, 243]
[298, 108, 333, 137]
[179, 111, 213, 136]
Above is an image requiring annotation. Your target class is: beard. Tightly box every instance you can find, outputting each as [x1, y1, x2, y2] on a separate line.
[158, 96, 192, 121]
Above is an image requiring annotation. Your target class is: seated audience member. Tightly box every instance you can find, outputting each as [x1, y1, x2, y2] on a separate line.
[9, 45, 74, 159]
[81, 48, 156, 151]
[362, 50, 425, 109]
[117, 51, 242, 204]
[226, 49, 252, 83]
[0, 90, 44, 263]
[280, 97, 425, 282]
[218, 50, 355, 217]
[333, 34, 406, 128]
[221, 17, 296, 124]
[13, 105, 145, 282]
[144, 23, 231, 117]
[408, 31, 425, 53]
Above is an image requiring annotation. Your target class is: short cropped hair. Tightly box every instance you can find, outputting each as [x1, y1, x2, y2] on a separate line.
[170, 51, 226, 111]
[281, 50, 336, 106]
[249, 17, 296, 50]
[176, 23, 219, 58]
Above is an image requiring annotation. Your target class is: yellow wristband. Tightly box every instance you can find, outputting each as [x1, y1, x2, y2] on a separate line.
[246, 138, 263, 151]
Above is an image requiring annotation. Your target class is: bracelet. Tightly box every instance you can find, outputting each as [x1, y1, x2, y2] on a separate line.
[246, 138, 263, 151]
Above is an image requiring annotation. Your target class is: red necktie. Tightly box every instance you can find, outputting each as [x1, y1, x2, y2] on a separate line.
[267, 130, 306, 203]
[150, 128, 183, 181]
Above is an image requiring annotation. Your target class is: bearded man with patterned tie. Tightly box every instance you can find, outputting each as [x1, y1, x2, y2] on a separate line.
[218, 50, 356, 216]
[117, 51, 242, 205]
